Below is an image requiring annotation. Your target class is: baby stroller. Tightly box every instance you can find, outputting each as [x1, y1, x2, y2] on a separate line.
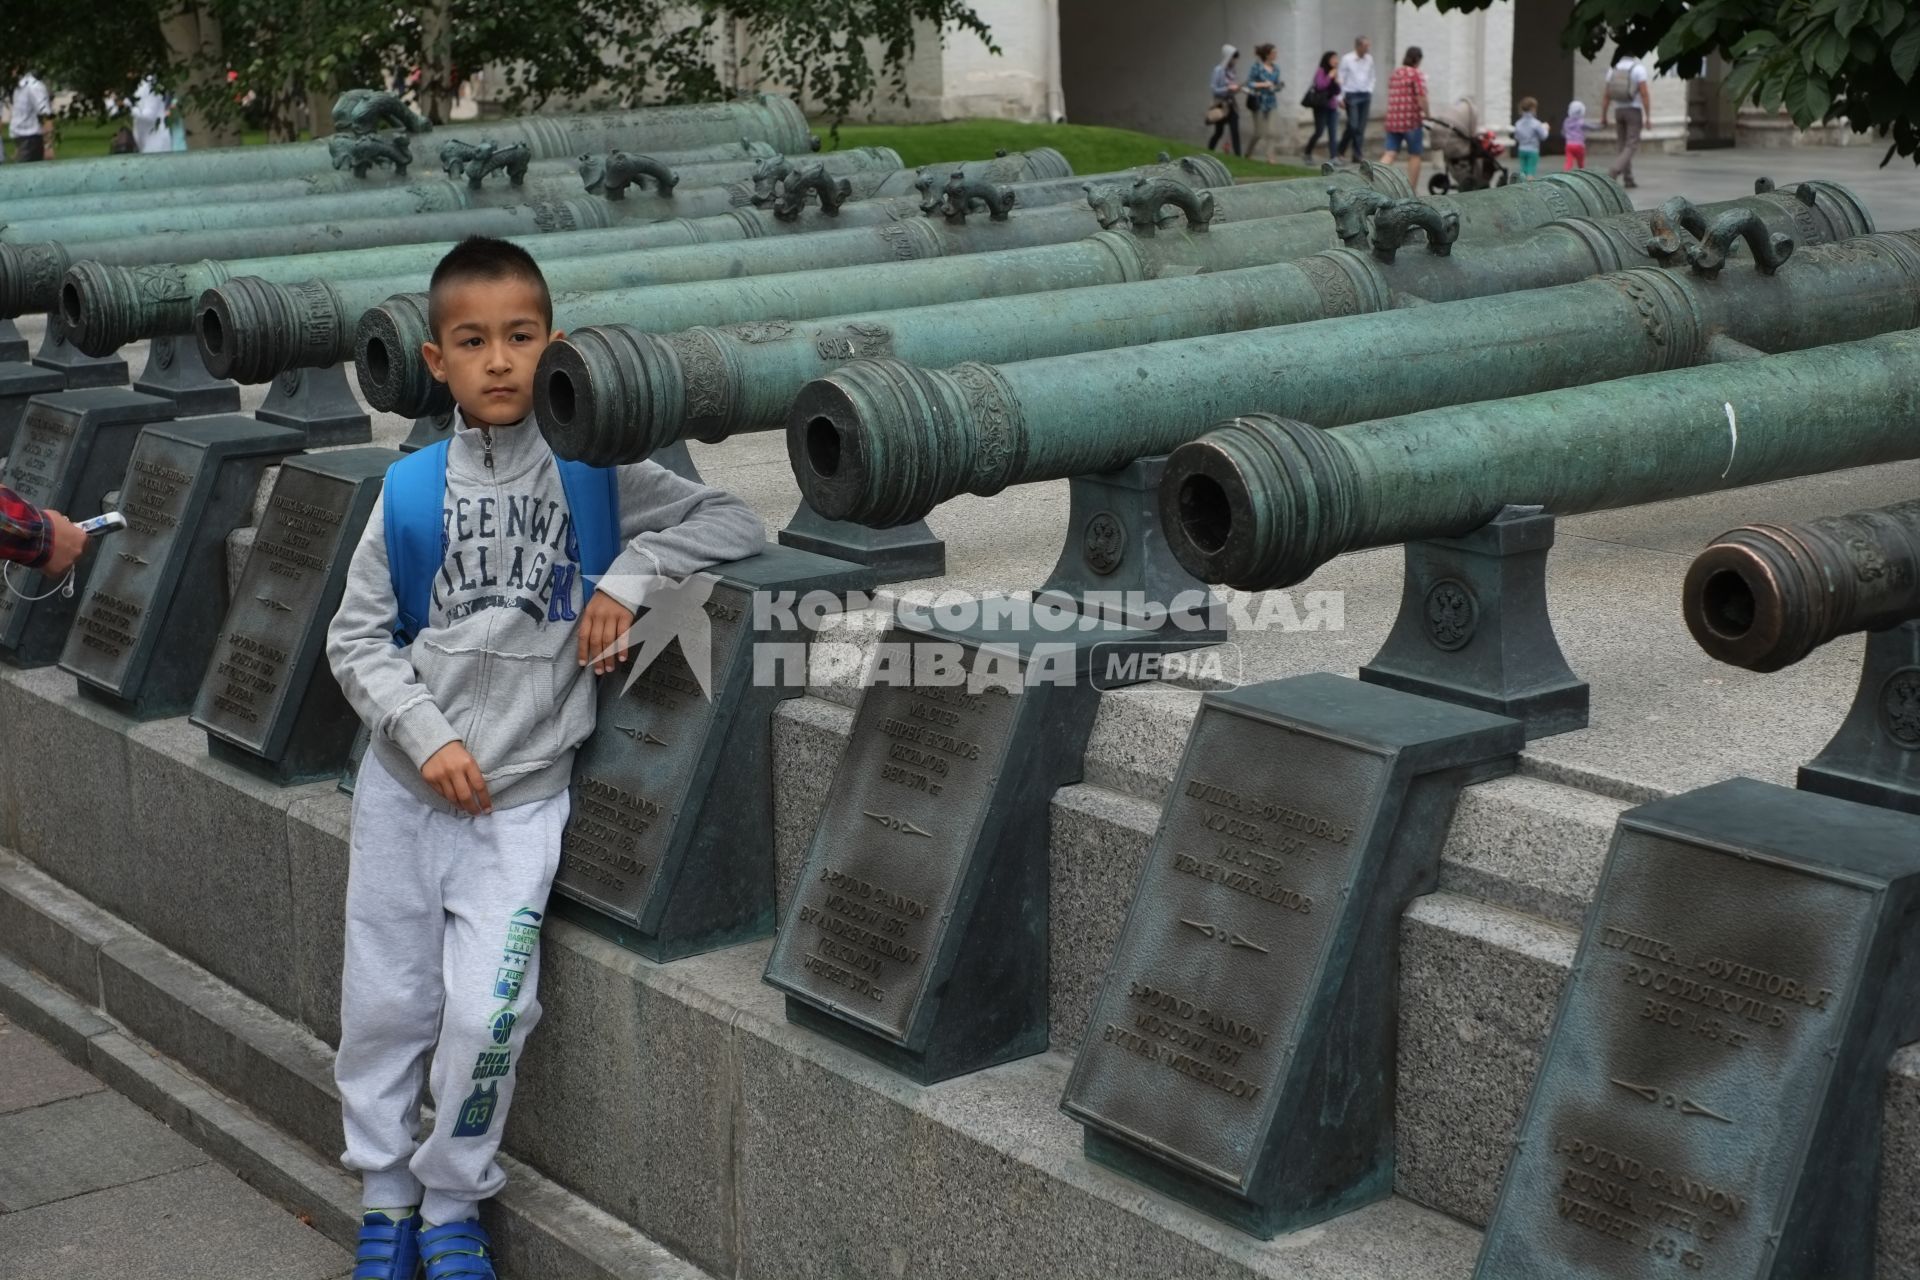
[1424, 96, 1510, 193]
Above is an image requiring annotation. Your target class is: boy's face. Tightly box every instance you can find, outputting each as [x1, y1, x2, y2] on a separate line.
[421, 276, 563, 428]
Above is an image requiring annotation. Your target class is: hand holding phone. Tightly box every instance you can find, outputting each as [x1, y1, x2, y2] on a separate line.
[75, 511, 127, 536]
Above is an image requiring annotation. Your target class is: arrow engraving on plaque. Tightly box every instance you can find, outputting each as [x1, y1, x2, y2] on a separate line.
[1611, 1078, 1733, 1123]
[1179, 918, 1271, 954]
[116, 552, 149, 566]
[613, 723, 667, 746]
[863, 811, 932, 838]
[256, 594, 292, 612]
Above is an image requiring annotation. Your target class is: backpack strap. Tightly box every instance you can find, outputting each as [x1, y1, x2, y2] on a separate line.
[382, 440, 451, 646]
[555, 456, 620, 602]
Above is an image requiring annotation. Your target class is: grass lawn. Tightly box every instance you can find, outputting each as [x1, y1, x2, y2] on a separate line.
[29, 119, 288, 160]
[36, 115, 1315, 184]
[818, 119, 1315, 180]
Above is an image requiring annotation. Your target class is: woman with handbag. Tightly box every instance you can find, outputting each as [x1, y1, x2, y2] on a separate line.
[1206, 45, 1242, 156]
[1302, 50, 1342, 162]
[1244, 44, 1283, 164]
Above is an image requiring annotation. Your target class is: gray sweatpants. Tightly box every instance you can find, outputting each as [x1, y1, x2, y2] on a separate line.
[336, 747, 568, 1226]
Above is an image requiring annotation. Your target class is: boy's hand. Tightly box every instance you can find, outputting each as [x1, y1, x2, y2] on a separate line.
[578, 594, 635, 675]
[422, 741, 492, 815]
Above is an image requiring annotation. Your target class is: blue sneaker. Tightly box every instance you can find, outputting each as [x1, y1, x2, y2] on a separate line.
[420, 1218, 498, 1279]
[353, 1209, 422, 1280]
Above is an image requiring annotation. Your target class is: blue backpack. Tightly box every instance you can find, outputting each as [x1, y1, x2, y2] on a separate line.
[383, 438, 620, 645]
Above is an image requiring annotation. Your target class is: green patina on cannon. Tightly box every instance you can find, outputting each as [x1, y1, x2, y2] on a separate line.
[787, 228, 1918, 529]
[0, 153, 1250, 322]
[1686, 497, 1920, 816]
[543, 180, 1865, 467]
[357, 171, 1628, 416]
[0, 93, 814, 201]
[1159, 325, 1920, 594]
[0, 144, 928, 247]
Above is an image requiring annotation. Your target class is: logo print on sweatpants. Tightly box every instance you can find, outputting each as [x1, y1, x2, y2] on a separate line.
[490, 907, 544, 1001]
[452, 1081, 499, 1138]
[489, 1008, 518, 1045]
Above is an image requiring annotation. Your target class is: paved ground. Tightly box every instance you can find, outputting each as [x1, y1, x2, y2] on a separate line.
[0, 1011, 352, 1279]
[1602, 140, 1920, 230]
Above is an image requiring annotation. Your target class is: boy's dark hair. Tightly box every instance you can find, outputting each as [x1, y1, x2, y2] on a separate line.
[427, 236, 553, 341]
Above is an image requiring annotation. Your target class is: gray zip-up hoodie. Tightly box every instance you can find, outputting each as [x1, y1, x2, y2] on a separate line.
[326, 412, 766, 814]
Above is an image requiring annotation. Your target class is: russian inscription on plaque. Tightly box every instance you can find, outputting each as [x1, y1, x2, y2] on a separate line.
[189, 448, 397, 782]
[553, 544, 873, 961]
[1061, 673, 1520, 1236]
[59, 417, 302, 717]
[0, 389, 177, 666]
[1477, 777, 1920, 1280]
[766, 622, 1135, 1083]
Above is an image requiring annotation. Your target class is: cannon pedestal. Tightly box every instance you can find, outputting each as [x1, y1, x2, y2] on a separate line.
[253, 365, 371, 448]
[0, 319, 26, 363]
[1799, 619, 1920, 815]
[779, 502, 945, 584]
[1042, 456, 1224, 638]
[1360, 505, 1587, 740]
[133, 336, 242, 419]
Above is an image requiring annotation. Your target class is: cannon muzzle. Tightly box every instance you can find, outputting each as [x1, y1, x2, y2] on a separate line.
[354, 293, 454, 417]
[1684, 499, 1920, 673]
[196, 277, 343, 382]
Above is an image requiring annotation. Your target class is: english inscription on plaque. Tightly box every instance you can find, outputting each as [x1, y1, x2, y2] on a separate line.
[0, 389, 176, 666]
[554, 544, 873, 961]
[1477, 777, 1920, 1279]
[60, 417, 302, 717]
[190, 448, 396, 783]
[766, 623, 1110, 1083]
[1062, 674, 1520, 1237]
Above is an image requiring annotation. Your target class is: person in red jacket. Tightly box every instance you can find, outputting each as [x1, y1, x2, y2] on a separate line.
[0, 486, 84, 575]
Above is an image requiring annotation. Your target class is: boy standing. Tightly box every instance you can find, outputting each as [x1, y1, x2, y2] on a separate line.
[1512, 96, 1550, 180]
[325, 237, 764, 1279]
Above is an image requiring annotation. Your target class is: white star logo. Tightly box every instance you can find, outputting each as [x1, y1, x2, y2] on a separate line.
[589, 571, 721, 700]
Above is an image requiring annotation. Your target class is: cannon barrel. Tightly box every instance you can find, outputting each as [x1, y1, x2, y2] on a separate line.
[0, 139, 830, 224]
[0, 146, 918, 247]
[1158, 327, 1920, 593]
[356, 172, 1626, 414]
[0, 95, 813, 201]
[789, 230, 1920, 528]
[1684, 499, 1920, 673]
[542, 182, 1860, 465]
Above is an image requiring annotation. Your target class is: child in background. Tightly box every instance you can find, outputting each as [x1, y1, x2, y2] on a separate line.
[1562, 100, 1589, 169]
[1512, 96, 1550, 180]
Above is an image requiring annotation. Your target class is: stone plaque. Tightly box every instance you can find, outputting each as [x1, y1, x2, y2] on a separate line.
[1061, 673, 1520, 1236]
[189, 448, 397, 783]
[1477, 777, 1920, 1280]
[59, 417, 302, 717]
[0, 363, 65, 456]
[766, 621, 1136, 1083]
[553, 544, 874, 961]
[0, 389, 177, 666]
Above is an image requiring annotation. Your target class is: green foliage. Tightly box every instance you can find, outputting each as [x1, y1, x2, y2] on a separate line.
[9, 0, 999, 135]
[1404, 0, 1920, 163]
[819, 119, 1314, 180]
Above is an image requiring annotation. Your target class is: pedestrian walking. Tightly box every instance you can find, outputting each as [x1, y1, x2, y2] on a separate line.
[1379, 46, 1428, 190]
[1602, 53, 1652, 189]
[1302, 51, 1342, 162]
[1206, 45, 1242, 156]
[130, 76, 173, 155]
[1562, 100, 1589, 169]
[1336, 37, 1375, 160]
[1245, 43, 1283, 164]
[1512, 95, 1549, 180]
[7, 67, 52, 163]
